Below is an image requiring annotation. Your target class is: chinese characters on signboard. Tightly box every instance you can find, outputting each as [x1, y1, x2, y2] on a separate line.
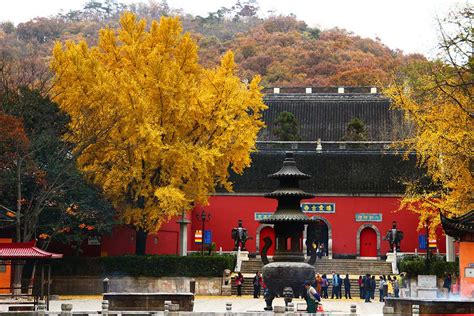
[301, 203, 335, 213]
[355, 213, 382, 222]
[254, 213, 273, 221]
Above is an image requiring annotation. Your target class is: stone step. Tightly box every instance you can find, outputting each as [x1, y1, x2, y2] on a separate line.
[231, 276, 386, 298]
[239, 259, 393, 276]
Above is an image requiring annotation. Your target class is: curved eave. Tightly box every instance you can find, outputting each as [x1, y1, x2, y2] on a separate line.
[259, 217, 314, 224]
[440, 211, 474, 238]
[268, 172, 311, 180]
[264, 190, 315, 199]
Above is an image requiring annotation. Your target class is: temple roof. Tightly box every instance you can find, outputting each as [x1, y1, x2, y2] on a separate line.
[259, 91, 399, 141]
[440, 211, 474, 239]
[222, 151, 422, 195]
[0, 241, 63, 259]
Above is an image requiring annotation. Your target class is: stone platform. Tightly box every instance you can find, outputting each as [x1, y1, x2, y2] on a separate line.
[103, 292, 194, 311]
[41, 296, 383, 314]
[384, 297, 474, 315]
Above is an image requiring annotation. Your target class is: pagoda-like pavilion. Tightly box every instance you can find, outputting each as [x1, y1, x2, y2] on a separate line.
[0, 241, 62, 309]
[440, 210, 474, 298]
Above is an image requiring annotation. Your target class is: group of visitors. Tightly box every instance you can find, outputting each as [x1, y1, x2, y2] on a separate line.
[306, 241, 326, 259]
[311, 272, 351, 299]
[358, 274, 400, 302]
[235, 271, 264, 298]
[237, 270, 406, 308]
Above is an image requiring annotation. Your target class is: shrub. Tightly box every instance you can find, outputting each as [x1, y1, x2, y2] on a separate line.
[399, 255, 459, 278]
[52, 254, 235, 277]
[399, 256, 425, 277]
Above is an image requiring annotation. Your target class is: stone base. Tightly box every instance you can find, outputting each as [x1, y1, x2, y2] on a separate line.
[384, 297, 474, 315]
[103, 292, 194, 311]
[221, 286, 231, 296]
[385, 252, 404, 263]
[416, 288, 437, 299]
[238, 251, 249, 261]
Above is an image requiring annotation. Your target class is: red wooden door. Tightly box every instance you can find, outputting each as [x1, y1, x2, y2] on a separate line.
[259, 226, 275, 256]
[360, 227, 377, 257]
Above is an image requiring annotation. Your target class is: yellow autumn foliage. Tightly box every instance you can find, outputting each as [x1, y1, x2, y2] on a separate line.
[385, 62, 473, 234]
[50, 13, 267, 232]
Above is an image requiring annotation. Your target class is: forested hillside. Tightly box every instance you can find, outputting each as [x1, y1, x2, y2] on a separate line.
[0, 0, 426, 88]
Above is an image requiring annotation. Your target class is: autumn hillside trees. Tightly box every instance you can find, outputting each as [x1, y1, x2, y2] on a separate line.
[51, 13, 267, 253]
[384, 4, 473, 233]
[0, 39, 114, 248]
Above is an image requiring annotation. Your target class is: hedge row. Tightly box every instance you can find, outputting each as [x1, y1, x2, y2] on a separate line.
[399, 255, 458, 278]
[51, 255, 235, 277]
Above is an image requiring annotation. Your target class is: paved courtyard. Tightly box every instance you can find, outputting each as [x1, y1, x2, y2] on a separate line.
[45, 296, 384, 314]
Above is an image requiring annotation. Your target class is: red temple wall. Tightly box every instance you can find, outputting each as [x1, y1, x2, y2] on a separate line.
[190, 195, 446, 255]
[99, 195, 446, 256]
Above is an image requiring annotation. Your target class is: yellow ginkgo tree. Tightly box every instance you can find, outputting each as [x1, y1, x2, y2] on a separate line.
[384, 5, 473, 234]
[50, 13, 267, 249]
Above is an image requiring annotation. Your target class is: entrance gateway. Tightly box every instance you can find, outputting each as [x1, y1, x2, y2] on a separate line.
[256, 217, 333, 259]
[360, 227, 377, 257]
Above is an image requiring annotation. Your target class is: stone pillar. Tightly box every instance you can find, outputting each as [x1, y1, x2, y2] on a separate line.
[328, 237, 333, 259]
[60, 303, 72, 316]
[350, 304, 357, 315]
[37, 300, 46, 316]
[169, 303, 180, 316]
[274, 305, 285, 315]
[446, 235, 455, 262]
[412, 304, 420, 316]
[102, 300, 109, 316]
[177, 213, 190, 256]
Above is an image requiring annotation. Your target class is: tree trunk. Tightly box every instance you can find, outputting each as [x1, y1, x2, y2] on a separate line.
[135, 229, 147, 255]
[13, 158, 22, 294]
[13, 265, 23, 295]
[28, 264, 36, 295]
[16, 157, 21, 242]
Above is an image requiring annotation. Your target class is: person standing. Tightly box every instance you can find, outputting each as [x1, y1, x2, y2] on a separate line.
[382, 275, 388, 300]
[443, 274, 452, 297]
[364, 274, 372, 302]
[370, 275, 376, 300]
[379, 276, 385, 302]
[235, 272, 244, 296]
[315, 273, 322, 295]
[318, 243, 325, 258]
[321, 274, 329, 298]
[337, 274, 343, 299]
[331, 272, 339, 299]
[393, 276, 400, 298]
[387, 276, 394, 297]
[344, 274, 352, 299]
[358, 276, 363, 299]
[253, 271, 262, 298]
[304, 281, 321, 313]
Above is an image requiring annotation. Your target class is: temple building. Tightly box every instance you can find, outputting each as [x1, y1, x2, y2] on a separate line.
[441, 211, 474, 297]
[99, 87, 447, 258]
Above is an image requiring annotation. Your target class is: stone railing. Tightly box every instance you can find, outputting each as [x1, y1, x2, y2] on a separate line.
[5, 300, 363, 316]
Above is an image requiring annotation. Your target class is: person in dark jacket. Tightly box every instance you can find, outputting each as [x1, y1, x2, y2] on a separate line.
[364, 274, 372, 302]
[443, 274, 452, 297]
[344, 274, 352, 299]
[337, 274, 343, 299]
[253, 271, 262, 298]
[370, 275, 376, 300]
